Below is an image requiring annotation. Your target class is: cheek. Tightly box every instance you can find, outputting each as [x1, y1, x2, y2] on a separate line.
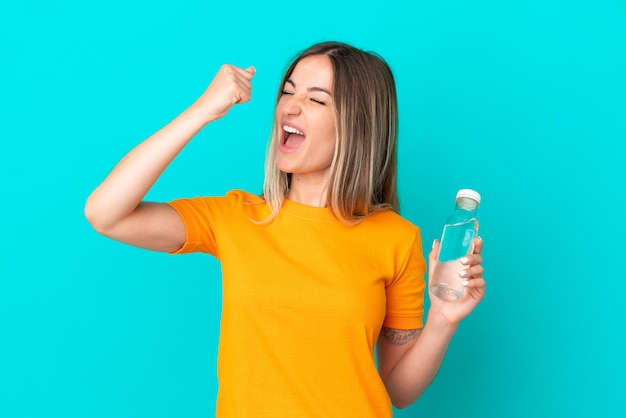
[320, 113, 336, 144]
[321, 136, 336, 162]
[324, 124, 337, 153]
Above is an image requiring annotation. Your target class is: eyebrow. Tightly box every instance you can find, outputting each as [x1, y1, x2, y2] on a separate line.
[285, 79, 332, 96]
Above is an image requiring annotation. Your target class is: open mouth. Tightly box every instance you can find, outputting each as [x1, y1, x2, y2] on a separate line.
[282, 125, 305, 150]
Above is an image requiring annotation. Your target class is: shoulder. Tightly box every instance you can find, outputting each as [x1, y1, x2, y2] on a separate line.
[167, 189, 266, 217]
[227, 190, 271, 217]
[363, 209, 421, 239]
[170, 189, 263, 205]
[347, 210, 424, 259]
[225, 189, 266, 205]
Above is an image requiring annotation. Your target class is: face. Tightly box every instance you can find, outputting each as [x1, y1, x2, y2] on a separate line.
[275, 54, 336, 180]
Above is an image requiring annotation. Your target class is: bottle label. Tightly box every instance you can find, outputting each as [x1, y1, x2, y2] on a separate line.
[438, 219, 477, 262]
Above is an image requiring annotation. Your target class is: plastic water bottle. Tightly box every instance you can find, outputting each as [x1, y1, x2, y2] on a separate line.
[430, 189, 481, 301]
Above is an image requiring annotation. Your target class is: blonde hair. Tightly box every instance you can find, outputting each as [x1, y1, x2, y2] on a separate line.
[263, 41, 399, 224]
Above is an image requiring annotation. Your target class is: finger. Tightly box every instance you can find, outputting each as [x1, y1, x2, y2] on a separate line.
[459, 264, 484, 279]
[220, 67, 252, 89]
[228, 77, 253, 104]
[473, 236, 483, 254]
[236, 82, 252, 103]
[232, 71, 254, 92]
[233, 65, 256, 80]
[463, 277, 486, 289]
[428, 239, 440, 263]
[461, 253, 482, 267]
[234, 88, 252, 104]
[218, 65, 253, 88]
[237, 75, 254, 92]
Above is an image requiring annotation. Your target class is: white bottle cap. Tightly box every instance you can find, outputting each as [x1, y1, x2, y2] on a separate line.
[456, 189, 481, 204]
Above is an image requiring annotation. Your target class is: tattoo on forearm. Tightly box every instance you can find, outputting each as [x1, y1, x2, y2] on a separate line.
[382, 327, 421, 345]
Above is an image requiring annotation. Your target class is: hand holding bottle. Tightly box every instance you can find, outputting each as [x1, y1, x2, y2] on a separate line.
[430, 189, 481, 300]
[428, 237, 486, 324]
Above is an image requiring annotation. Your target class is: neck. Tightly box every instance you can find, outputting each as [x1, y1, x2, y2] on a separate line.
[287, 173, 330, 207]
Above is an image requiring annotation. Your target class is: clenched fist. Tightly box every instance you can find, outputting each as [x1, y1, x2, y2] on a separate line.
[190, 64, 256, 123]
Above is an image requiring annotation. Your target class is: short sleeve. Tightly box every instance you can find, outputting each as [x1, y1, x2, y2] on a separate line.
[165, 194, 236, 257]
[383, 229, 427, 330]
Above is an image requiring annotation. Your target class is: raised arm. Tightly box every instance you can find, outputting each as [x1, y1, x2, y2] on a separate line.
[377, 238, 485, 408]
[84, 65, 256, 252]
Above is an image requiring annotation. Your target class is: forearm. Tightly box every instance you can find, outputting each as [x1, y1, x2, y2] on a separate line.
[384, 314, 458, 408]
[85, 64, 256, 233]
[85, 106, 209, 231]
[381, 237, 485, 408]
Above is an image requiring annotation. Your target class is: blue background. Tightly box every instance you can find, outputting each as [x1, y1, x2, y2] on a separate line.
[1, 1, 624, 417]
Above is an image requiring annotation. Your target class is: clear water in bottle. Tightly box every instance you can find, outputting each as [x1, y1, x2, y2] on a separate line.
[430, 259, 467, 300]
[430, 189, 480, 301]
[430, 219, 478, 300]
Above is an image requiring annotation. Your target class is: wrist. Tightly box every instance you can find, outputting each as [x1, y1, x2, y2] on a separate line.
[184, 102, 221, 126]
[424, 310, 460, 336]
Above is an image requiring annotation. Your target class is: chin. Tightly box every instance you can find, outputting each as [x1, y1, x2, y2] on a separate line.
[276, 158, 296, 174]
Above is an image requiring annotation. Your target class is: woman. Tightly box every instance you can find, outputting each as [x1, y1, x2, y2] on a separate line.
[85, 41, 485, 417]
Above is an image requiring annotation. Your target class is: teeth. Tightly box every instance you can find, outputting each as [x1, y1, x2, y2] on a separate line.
[282, 125, 304, 136]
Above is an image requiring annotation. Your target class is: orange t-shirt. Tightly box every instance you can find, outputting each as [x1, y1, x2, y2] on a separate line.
[167, 190, 426, 417]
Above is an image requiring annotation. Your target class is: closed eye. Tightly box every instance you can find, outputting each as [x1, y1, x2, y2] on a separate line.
[310, 98, 326, 105]
[281, 90, 294, 95]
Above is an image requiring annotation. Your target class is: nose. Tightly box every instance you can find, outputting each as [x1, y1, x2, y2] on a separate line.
[281, 94, 303, 115]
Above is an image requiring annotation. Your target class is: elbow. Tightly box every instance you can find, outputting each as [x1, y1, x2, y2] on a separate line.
[391, 398, 413, 410]
[386, 386, 420, 410]
[84, 196, 110, 235]
[382, 376, 419, 410]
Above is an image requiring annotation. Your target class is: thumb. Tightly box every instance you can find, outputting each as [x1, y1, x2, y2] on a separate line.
[429, 239, 440, 263]
[245, 66, 256, 75]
